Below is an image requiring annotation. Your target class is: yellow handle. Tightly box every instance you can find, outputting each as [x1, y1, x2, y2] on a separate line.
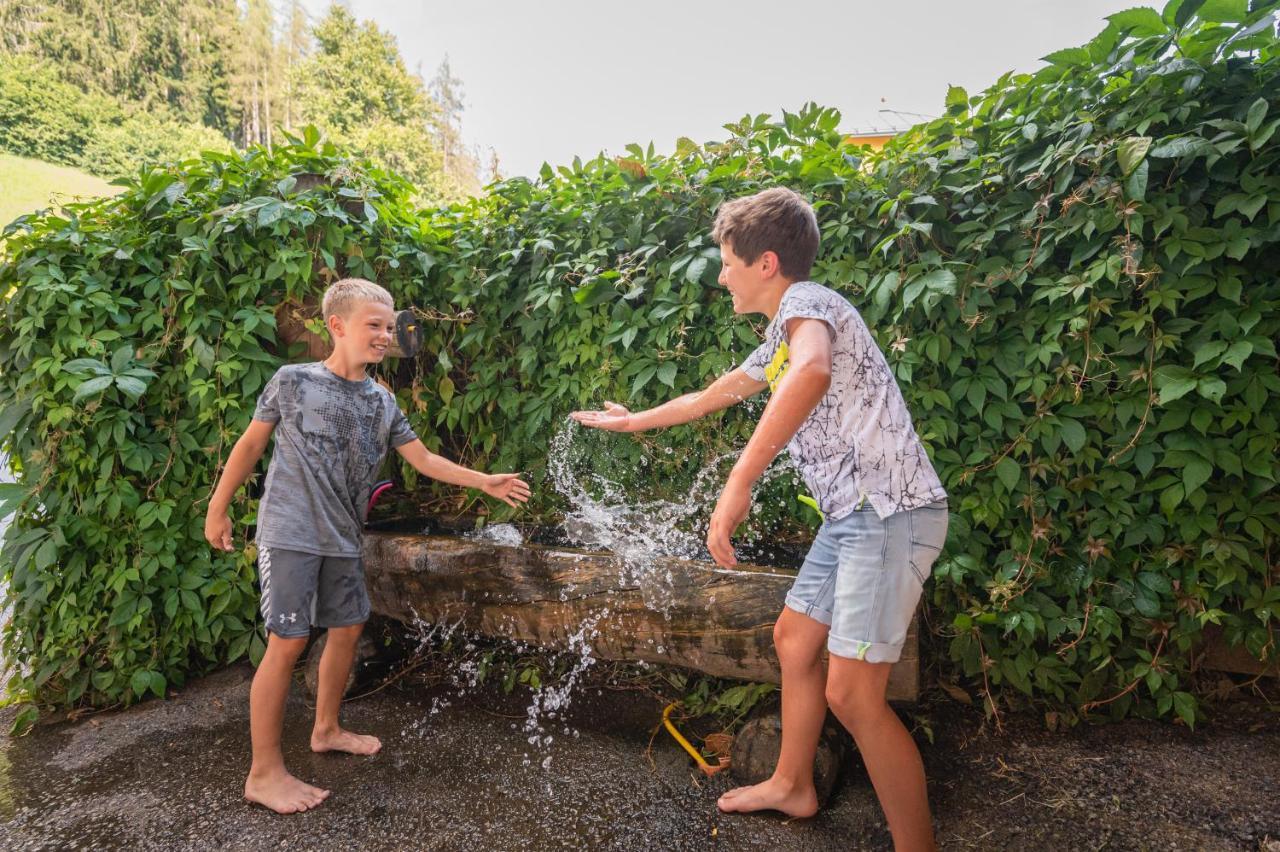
[662, 702, 729, 776]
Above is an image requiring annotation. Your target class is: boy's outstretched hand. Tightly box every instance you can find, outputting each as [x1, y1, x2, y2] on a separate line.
[706, 482, 750, 568]
[570, 402, 632, 432]
[481, 473, 532, 508]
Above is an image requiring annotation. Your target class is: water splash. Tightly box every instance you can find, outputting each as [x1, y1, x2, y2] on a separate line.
[547, 417, 793, 610]
[465, 523, 524, 547]
[404, 416, 798, 768]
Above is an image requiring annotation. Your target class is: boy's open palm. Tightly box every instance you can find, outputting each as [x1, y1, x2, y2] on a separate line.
[570, 402, 632, 432]
[482, 473, 532, 508]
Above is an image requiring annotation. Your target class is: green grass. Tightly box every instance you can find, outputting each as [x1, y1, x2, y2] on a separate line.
[0, 153, 115, 232]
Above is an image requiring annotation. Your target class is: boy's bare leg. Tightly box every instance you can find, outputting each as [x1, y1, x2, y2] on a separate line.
[245, 633, 331, 814]
[311, 623, 382, 755]
[826, 655, 935, 852]
[717, 607, 827, 818]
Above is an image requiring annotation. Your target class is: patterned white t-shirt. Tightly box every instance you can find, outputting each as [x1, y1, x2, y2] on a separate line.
[740, 281, 947, 521]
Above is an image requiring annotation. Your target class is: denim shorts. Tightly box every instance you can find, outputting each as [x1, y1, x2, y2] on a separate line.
[786, 501, 948, 663]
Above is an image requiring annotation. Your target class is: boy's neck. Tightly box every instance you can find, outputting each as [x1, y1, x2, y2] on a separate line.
[322, 349, 370, 382]
[760, 278, 801, 320]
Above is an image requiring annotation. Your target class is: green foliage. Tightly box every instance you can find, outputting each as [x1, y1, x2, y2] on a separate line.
[2, 5, 1278, 726]
[289, 5, 471, 203]
[0, 56, 230, 180]
[2, 0, 240, 133]
[80, 113, 231, 182]
[0, 128, 421, 708]
[0, 56, 118, 167]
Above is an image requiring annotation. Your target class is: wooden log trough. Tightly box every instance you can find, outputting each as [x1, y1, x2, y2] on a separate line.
[361, 532, 920, 702]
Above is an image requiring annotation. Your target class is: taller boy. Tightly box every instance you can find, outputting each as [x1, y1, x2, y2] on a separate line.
[573, 188, 948, 850]
[206, 278, 529, 814]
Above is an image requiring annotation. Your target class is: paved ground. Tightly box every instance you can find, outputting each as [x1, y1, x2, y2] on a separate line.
[0, 661, 1276, 851]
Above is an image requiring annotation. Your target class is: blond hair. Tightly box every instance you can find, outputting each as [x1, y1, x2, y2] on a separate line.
[711, 187, 820, 280]
[321, 277, 394, 320]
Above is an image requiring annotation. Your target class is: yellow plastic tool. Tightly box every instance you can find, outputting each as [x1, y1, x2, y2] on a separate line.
[662, 702, 730, 777]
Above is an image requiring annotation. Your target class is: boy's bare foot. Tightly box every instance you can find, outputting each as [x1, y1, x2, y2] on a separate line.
[716, 777, 819, 818]
[244, 769, 330, 814]
[311, 727, 382, 755]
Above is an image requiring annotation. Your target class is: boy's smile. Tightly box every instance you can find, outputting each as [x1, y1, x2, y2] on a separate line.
[718, 244, 790, 318]
[335, 303, 396, 364]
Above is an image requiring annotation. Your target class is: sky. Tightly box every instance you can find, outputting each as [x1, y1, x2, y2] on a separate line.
[311, 0, 1146, 179]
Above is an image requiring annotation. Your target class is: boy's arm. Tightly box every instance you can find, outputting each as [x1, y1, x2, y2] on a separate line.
[204, 419, 276, 551]
[571, 368, 767, 432]
[707, 318, 833, 567]
[394, 439, 531, 508]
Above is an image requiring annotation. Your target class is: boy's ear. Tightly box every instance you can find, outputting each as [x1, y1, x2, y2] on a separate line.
[326, 313, 344, 339]
[758, 250, 781, 279]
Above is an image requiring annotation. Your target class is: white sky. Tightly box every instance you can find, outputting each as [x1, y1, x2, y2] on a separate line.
[311, 0, 1143, 178]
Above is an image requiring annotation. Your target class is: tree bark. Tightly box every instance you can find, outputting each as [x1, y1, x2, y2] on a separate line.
[362, 532, 919, 702]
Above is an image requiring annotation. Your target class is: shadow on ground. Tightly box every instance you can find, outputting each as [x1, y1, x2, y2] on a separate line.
[0, 661, 1276, 851]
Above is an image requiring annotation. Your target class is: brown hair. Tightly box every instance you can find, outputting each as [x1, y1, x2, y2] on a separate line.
[711, 187, 820, 280]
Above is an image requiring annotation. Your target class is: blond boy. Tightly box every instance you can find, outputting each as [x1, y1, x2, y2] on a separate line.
[205, 278, 529, 814]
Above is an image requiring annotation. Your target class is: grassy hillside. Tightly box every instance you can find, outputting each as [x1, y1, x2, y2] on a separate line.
[0, 153, 115, 232]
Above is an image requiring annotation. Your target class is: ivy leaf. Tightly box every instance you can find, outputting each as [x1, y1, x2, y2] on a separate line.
[945, 85, 969, 114]
[1155, 367, 1198, 404]
[1148, 136, 1210, 158]
[685, 256, 708, 284]
[63, 358, 111, 376]
[1108, 7, 1169, 35]
[1221, 341, 1252, 370]
[1198, 0, 1246, 23]
[1117, 137, 1153, 177]
[995, 457, 1020, 492]
[1059, 419, 1087, 454]
[656, 361, 678, 389]
[1173, 691, 1197, 728]
[631, 365, 657, 397]
[114, 376, 148, 401]
[1182, 457, 1213, 495]
[1125, 159, 1149, 201]
[110, 345, 134, 374]
[72, 375, 115, 403]
[257, 200, 285, 227]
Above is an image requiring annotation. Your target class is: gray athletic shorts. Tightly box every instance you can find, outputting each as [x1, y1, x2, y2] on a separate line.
[257, 546, 371, 638]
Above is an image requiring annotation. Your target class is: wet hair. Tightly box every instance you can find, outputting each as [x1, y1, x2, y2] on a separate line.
[321, 277, 394, 320]
[711, 187, 820, 280]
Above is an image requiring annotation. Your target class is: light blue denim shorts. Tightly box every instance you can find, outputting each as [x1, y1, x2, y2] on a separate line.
[786, 501, 948, 663]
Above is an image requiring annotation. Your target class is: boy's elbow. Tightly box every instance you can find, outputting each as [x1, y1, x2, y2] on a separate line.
[796, 361, 832, 390]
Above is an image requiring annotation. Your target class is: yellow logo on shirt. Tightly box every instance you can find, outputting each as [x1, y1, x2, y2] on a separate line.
[764, 341, 790, 392]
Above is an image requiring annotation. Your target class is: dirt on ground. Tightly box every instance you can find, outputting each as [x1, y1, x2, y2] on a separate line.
[0, 660, 1275, 851]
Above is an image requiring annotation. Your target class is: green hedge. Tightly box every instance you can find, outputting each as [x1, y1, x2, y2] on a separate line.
[2, 3, 1277, 723]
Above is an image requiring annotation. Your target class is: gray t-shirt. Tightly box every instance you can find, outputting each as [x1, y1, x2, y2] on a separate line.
[252, 362, 417, 556]
[740, 281, 947, 521]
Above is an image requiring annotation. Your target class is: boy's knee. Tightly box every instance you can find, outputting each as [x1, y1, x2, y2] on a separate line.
[825, 672, 888, 723]
[774, 618, 822, 667]
[266, 633, 309, 660]
[324, 623, 365, 646]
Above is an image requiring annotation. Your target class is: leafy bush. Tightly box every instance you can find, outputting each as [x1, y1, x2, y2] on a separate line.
[2, 3, 1277, 723]
[0, 129, 424, 707]
[79, 112, 231, 181]
[0, 56, 231, 180]
[0, 56, 118, 167]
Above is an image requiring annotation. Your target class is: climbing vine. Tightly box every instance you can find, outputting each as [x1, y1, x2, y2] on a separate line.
[1, 2, 1277, 724]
